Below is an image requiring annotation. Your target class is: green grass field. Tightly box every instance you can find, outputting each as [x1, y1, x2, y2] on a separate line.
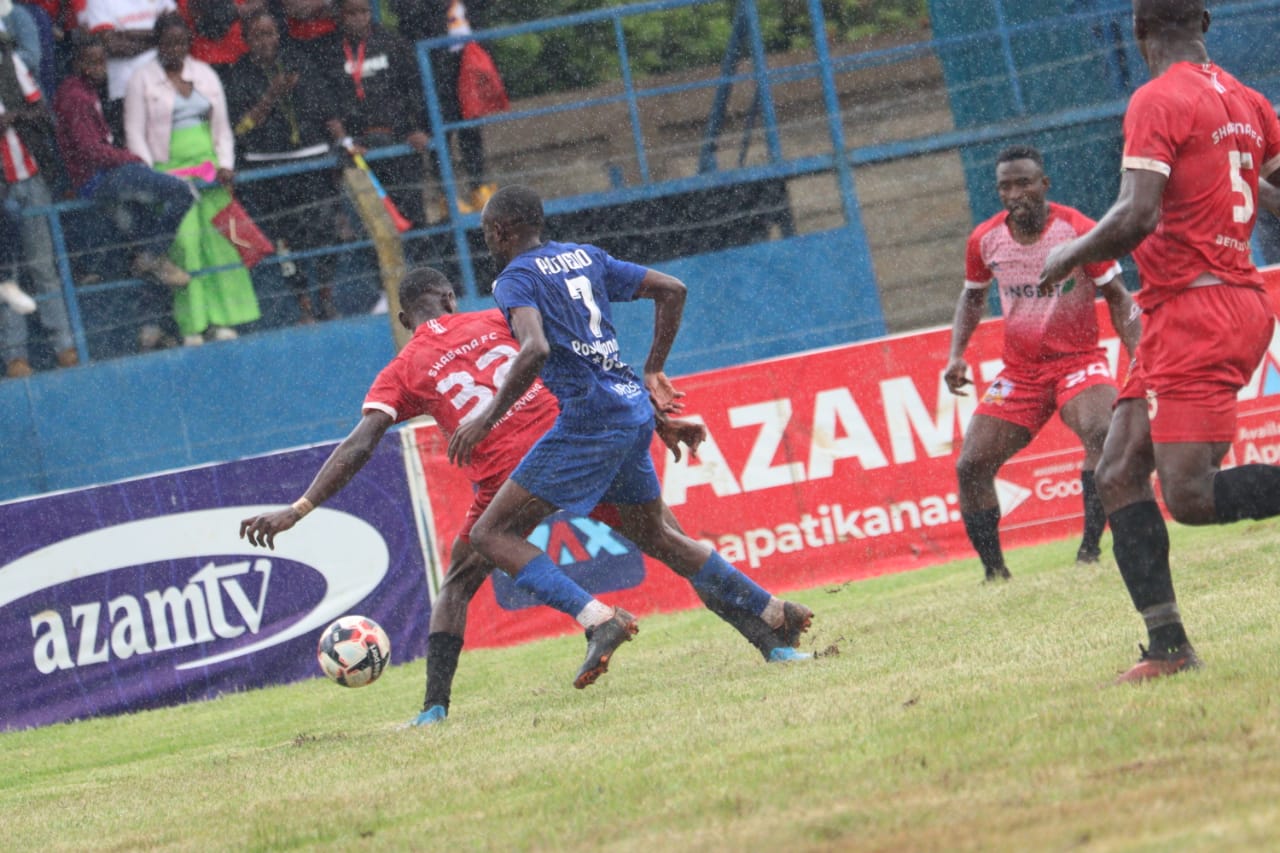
[8, 521, 1280, 851]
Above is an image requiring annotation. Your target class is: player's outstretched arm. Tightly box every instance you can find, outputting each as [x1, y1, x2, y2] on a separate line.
[944, 287, 987, 396]
[448, 306, 549, 467]
[1041, 169, 1166, 290]
[1101, 278, 1142, 359]
[240, 411, 394, 549]
[634, 269, 687, 412]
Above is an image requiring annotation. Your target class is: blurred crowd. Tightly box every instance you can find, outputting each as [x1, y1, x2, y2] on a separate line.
[0, 0, 495, 378]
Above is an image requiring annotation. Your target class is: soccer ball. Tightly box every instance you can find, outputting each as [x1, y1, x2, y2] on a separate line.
[317, 615, 391, 687]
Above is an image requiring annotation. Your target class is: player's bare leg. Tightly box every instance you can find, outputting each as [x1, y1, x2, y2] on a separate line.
[1154, 440, 1235, 525]
[1115, 409, 1280, 682]
[414, 539, 494, 726]
[471, 481, 638, 689]
[613, 503, 811, 660]
[615, 498, 810, 652]
[1094, 400, 1199, 682]
[1060, 384, 1118, 564]
[955, 414, 1032, 581]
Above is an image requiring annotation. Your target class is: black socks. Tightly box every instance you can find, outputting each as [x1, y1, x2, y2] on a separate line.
[1080, 470, 1106, 554]
[961, 507, 1005, 574]
[1109, 500, 1186, 651]
[423, 632, 464, 712]
[1213, 464, 1280, 522]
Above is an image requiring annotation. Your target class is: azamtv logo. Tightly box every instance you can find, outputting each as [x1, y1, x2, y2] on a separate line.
[1, 508, 388, 675]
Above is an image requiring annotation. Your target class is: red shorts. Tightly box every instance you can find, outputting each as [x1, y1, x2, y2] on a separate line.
[975, 349, 1115, 433]
[457, 471, 622, 545]
[1118, 284, 1273, 443]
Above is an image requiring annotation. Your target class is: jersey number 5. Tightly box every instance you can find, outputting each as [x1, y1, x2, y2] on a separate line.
[566, 275, 603, 338]
[436, 344, 518, 423]
[1229, 150, 1255, 223]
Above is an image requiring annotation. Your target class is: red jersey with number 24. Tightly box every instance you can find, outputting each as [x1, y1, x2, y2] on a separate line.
[362, 308, 559, 485]
[1123, 61, 1280, 308]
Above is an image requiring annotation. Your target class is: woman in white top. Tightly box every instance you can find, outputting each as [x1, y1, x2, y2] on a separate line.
[125, 11, 259, 346]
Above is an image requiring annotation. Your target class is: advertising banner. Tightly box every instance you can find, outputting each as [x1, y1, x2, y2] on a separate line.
[417, 267, 1280, 651]
[0, 439, 429, 732]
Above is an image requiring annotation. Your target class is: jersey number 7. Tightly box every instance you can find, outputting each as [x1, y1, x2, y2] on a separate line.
[566, 274, 604, 338]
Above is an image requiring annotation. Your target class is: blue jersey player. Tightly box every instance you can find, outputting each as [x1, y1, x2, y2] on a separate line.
[449, 185, 813, 689]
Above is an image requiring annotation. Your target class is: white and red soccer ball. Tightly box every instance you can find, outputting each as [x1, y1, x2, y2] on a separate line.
[317, 615, 391, 687]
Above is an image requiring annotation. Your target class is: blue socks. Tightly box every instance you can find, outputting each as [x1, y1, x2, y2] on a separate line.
[514, 553, 594, 617]
[689, 551, 771, 616]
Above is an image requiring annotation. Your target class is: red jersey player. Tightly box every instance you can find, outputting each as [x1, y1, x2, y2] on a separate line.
[240, 267, 812, 725]
[946, 145, 1139, 581]
[1039, 0, 1280, 683]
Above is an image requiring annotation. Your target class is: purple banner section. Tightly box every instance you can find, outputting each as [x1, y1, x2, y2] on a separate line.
[0, 438, 430, 732]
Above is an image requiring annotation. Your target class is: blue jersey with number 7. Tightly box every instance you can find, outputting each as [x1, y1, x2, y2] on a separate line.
[493, 240, 652, 429]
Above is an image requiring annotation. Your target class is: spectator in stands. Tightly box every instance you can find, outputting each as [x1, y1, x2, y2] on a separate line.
[18, 1, 73, 96]
[275, 0, 335, 54]
[0, 207, 37, 317]
[79, 0, 177, 140]
[320, 0, 429, 228]
[15, 1, 59, 97]
[24, 0, 78, 39]
[179, 0, 260, 69]
[6, 1, 63, 192]
[394, 0, 495, 215]
[0, 33, 76, 377]
[125, 11, 259, 345]
[1, 0, 43, 83]
[224, 9, 338, 322]
[55, 32, 197, 350]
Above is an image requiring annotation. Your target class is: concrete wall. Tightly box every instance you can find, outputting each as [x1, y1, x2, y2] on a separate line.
[1, 227, 883, 502]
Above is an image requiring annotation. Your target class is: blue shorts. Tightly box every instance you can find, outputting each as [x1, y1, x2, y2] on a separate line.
[511, 416, 661, 515]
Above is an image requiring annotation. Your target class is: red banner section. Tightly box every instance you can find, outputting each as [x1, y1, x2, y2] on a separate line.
[414, 267, 1280, 651]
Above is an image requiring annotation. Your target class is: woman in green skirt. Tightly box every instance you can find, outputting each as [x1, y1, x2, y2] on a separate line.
[124, 12, 260, 346]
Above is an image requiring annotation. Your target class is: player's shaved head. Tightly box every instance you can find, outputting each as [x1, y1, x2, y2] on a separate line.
[399, 267, 454, 314]
[485, 185, 544, 230]
[1133, 0, 1204, 31]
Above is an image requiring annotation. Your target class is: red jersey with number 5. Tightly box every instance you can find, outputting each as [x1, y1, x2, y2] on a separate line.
[362, 308, 559, 484]
[1122, 61, 1280, 309]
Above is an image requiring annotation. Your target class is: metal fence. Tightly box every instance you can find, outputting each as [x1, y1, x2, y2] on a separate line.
[10, 0, 1280, 367]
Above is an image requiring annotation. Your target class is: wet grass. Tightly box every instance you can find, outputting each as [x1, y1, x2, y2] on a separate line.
[5, 520, 1280, 851]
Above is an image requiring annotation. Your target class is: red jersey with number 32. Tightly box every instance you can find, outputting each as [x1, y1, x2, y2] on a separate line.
[362, 309, 559, 484]
[965, 203, 1122, 368]
[1122, 61, 1280, 308]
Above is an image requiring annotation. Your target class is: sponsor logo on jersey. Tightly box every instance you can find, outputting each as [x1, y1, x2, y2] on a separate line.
[982, 377, 1014, 406]
[571, 336, 627, 373]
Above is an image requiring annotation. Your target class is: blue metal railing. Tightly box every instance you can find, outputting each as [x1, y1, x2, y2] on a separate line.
[13, 0, 1280, 366]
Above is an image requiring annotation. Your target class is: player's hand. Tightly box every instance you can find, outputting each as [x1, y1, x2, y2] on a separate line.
[645, 371, 685, 414]
[944, 357, 972, 396]
[1039, 242, 1076, 295]
[448, 415, 492, 467]
[239, 508, 301, 550]
[655, 416, 705, 462]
